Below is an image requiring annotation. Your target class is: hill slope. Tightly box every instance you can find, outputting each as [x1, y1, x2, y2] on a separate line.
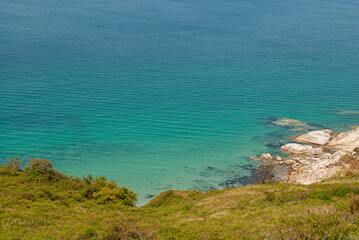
[1, 158, 359, 239]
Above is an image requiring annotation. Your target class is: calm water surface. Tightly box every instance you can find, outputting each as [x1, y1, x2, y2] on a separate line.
[1, 0, 359, 204]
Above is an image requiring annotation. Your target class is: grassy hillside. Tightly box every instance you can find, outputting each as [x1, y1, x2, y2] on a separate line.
[1, 157, 359, 239]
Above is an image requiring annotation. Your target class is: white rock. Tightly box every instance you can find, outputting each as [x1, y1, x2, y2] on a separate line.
[258, 125, 359, 186]
[274, 155, 282, 161]
[294, 129, 333, 145]
[328, 126, 359, 152]
[260, 153, 273, 160]
[281, 153, 340, 185]
[332, 150, 347, 162]
[280, 143, 323, 156]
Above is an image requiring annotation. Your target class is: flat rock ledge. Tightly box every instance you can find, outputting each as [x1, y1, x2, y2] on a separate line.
[328, 126, 359, 151]
[294, 129, 333, 145]
[253, 126, 359, 185]
[272, 153, 343, 185]
[280, 143, 323, 156]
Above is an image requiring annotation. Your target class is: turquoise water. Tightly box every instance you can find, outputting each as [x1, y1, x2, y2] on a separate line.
[1, 0, 359, 204]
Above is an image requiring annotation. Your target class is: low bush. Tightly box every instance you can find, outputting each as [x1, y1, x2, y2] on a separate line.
[82, 175, 137, 206]
[0, 156, 22, 173]
[82, 228, 97, 239]
[1, 157, 137, 207]
[25, 157, 53, 172]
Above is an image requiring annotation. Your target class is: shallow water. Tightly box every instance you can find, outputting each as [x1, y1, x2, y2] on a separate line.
[1, 0, 359, 204]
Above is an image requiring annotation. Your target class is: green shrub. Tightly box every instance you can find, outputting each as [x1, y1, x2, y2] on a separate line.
[81, 175, 137, 206]
[1, 156, 23, 172]
[92, 186, 137, 206]
[82, 228, 97, 239]
[25, 158, 53, 172]
[264, 191, 276, 202]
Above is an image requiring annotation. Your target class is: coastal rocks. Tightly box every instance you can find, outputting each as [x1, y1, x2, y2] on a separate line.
[328, 126, 359, 152]
[280, 143, 323, 156]
[266, 152, 341, 185]
[294, 129, 333, 145]
[252, 123, 359, 186]
[332, 150, 347, 162]
[282, 153, 341, 185]
[260, 153, 273, 161]
[249, 156, 260, 161]
[250, 154, 282, 162]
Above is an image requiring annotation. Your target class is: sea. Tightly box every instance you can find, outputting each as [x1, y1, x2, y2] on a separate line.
[1, 0, 359, 204]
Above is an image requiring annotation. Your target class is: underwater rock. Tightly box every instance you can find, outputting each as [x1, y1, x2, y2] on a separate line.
[332, 109, 359, 115]
[235, 164, 256, 171]
[281, 143, 323, 156]
[265, 142, 284, 149]
[294, 129, 333, 145]
[263, 117, 321, 131]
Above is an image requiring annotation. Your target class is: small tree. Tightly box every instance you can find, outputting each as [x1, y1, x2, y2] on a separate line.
[251, 164, 276, 184]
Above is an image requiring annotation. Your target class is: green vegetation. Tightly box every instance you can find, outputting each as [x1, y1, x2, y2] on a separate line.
[1, 157, 359, 239]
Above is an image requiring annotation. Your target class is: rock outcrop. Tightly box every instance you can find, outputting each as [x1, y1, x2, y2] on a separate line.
[254, 126, 359, 185]
[280, 143, 323, 156]
[282, 153, 341, 185]
[294, 129, 333, 145]
[328, 126, 359, 152]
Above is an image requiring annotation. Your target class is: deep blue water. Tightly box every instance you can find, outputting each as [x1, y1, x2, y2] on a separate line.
[1, 0, 359, 204]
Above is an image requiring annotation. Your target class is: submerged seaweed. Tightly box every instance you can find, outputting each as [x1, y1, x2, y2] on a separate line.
[219, 175, 252, 188]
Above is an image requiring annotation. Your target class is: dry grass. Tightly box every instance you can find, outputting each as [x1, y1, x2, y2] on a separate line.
[336, 152, 359, 178]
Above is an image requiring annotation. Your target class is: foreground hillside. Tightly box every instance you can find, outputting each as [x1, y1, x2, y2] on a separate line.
[1, 157, 359, 239]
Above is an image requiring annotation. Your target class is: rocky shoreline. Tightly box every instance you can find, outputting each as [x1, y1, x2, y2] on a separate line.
[252, 118, 359, 185]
